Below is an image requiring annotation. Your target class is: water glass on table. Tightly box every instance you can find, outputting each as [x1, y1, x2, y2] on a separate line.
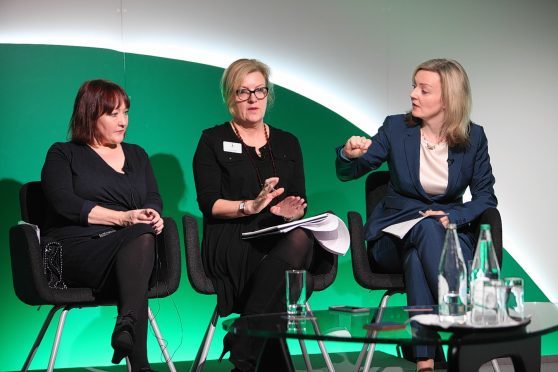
[504, 277, 525, 320]
[286, 269, 307, 318]
[471, 279, 507, 326]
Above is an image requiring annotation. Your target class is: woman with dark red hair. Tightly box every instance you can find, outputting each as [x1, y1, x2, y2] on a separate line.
[41, 79, 162, 371]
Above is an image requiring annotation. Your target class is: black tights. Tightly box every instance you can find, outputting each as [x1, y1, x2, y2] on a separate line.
[243, 228, 314, 315]
[113, 233, 155, 370]
[229, 228, 314, 371]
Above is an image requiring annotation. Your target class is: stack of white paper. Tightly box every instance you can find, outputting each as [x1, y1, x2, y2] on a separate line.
[242, 213, 349, 255]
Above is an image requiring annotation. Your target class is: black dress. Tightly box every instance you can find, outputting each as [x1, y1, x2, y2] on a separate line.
[193, 122, 306, 316]
[40, 141, 162, 290]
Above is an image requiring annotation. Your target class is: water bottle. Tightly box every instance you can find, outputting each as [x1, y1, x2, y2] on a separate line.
[470, 224, 500, 324]
[438, 224, 468, 323]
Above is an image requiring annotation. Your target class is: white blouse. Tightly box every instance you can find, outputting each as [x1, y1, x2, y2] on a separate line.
[419, 136, 448, 196]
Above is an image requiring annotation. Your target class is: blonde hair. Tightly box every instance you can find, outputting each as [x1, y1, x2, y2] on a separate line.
[221, 58, 274, 115]
[412, 58, 472, 147]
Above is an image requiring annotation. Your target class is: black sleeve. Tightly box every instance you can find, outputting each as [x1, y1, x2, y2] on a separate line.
[288, 137, 307, 201]
[40, 143, 96, 226]
[193, 132, 222, 216]
[140, 147, 163, 214]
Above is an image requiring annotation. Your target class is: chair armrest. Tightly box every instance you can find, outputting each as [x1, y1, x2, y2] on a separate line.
[348, 211, 406, 291]
[348, 211, 373, 288]
[150, 217, 181, 298]
[476, 207, 503, 267]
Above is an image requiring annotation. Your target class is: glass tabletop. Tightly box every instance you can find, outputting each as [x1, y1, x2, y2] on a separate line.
[223, 302, 558, 346]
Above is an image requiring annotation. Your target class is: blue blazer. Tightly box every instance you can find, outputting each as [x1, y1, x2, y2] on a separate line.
[336, 114, 497, 241]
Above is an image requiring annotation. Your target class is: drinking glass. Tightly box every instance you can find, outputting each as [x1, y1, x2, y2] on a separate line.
[504, 277, 525, 320]
[286, 270, 307, 318]
[472, 279, 505, 326]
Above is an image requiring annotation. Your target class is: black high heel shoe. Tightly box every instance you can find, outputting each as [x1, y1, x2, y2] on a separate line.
[111, 311, 137, 364]
[219, 332, 256, 371]
[218, 332, 234, 362]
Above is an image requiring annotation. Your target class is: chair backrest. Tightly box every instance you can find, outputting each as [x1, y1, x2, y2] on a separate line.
[182, 215, 215, 295]
[20, 181, 50, 226]
[365, 171, 391, 219]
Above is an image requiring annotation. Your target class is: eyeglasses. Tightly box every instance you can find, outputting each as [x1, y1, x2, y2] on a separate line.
[235, 87, 269, 101]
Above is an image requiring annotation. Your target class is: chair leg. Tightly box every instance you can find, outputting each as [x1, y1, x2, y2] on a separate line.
[148, 306, 176, 372]
[306, 303, 335, 372]
[22, 305, 62, 371]
[298, 339, 313, 371]
[354, 292, 392, 372]
[190, 305, 219, 372]
[47, 307, 70, 372]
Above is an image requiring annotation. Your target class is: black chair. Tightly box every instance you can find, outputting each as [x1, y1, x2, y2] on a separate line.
[9, 182, 181, 372]
[182, 214, 338, 372]
[347, 171, 503, 371]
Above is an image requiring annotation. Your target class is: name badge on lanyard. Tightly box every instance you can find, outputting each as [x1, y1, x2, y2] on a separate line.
[223, 141, 242, 154]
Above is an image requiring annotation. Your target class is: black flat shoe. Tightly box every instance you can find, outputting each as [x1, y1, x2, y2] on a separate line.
[111, 311, 137, 364]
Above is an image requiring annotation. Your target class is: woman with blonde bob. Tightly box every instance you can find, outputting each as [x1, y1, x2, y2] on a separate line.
[336, 59, 497, 371]
[193, 58, 329, 370]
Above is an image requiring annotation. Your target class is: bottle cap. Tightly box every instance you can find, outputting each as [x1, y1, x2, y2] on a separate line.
[480, 224, 491, 230]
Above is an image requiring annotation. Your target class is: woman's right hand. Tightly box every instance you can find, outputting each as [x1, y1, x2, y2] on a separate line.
[343, 136, 372, 159]
[120, 209, 164, 234]
[244, 177, 284, 215]
[121, 209, 155, 225]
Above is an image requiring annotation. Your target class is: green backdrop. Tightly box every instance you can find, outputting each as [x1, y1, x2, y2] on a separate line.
[0, 44, 553, 370]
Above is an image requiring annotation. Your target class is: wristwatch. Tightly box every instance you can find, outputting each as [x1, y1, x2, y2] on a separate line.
[239, 200, 248, 215]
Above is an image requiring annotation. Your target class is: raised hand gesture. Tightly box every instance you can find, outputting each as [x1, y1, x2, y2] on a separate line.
[343, 136, 372, 159]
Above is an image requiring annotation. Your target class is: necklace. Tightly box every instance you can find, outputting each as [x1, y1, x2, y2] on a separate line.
[230, 121, 278, 188]
[421, 128, 445, 150]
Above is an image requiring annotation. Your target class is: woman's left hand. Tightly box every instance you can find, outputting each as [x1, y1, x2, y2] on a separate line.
[270, 196, 307, 221]
[420, 209, 449, 228]
[145, 208, 164, 235]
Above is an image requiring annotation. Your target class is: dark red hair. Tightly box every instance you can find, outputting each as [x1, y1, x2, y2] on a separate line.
[69, 79, 130, 144]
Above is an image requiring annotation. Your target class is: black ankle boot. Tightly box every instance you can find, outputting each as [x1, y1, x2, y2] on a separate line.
[111, 311, 137, 364]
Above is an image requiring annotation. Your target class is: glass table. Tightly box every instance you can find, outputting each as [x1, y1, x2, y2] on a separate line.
[223, 302, 558, 371]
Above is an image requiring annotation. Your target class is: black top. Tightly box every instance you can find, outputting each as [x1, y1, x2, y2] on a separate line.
[40, 141, 162, 289]
[41, 141, 162, 240]
[193, 122, 306, 316]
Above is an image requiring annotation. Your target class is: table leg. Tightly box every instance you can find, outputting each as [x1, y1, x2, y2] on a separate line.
[447, 335, 541, 372]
